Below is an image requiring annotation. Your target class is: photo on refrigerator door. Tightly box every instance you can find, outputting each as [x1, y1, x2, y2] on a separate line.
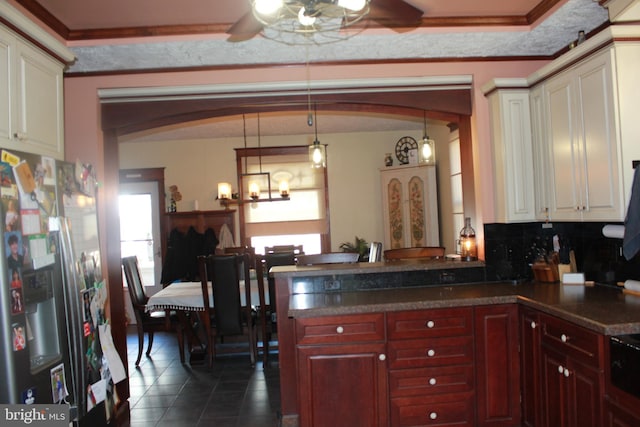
[5, 231, 26, 272]
[10, 288, 24, 314]
[12, 322, 26, 351]
[50, 363, 69, 404]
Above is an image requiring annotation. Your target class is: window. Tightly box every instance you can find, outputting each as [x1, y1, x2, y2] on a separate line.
[449, 132, 464, 252]
[236, 146, 330, 254]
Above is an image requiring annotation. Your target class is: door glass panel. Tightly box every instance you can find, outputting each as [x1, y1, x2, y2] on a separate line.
[119, 183, 161, 292]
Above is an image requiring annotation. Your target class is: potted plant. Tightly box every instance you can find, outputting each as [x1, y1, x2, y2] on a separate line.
[339, 236, 369, 262]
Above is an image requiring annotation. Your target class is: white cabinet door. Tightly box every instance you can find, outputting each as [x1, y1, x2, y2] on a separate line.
[543, 50, 621, 221]
[486, 88, 536, 222]
[0, 26, 14, 146]
[0, 24, 64, 159]
[380, 164, 439, 249]
[15, 39, 64, 159]
[530, 84, 552, 221]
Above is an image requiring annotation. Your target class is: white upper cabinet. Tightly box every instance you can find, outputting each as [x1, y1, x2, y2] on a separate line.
[486, 27, 640, 223]
[483, 82, 536, 222]
[0, 25, 65, 159]
[542, 49, 621, 221]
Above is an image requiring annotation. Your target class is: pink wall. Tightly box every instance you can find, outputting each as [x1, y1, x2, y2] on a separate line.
[63, 60, 547, 258]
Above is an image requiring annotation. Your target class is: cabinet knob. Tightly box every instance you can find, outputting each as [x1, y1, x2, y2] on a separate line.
[427, 349, 435, 357]
[564, 368, 570, 377]
[429, 412, 437, 420]
[561, 334, 568, 343]
[429, 378, 437, 386]
[425, 320, 435, 328]
[558, 365, 564, 374]
[530, 321, 537, 329]
[13, 132, 27, 141]
[378, 354, 386, 361]
[336, 326, 344, 334]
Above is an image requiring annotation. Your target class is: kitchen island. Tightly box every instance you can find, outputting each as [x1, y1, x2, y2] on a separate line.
[272, 260, 640, 427]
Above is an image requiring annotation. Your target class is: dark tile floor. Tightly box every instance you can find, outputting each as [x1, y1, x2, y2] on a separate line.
[125, 327, 281, 427]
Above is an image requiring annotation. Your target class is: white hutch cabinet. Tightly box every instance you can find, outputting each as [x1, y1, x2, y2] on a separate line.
[380, 164, 439, 249]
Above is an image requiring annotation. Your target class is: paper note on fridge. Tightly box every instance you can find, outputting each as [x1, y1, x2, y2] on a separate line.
[98, 324, 126, 384]
[13, 161, 36, 194]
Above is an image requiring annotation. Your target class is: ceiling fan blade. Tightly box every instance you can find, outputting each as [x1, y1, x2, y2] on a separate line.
[368, 0, 423, 28]
[226, 11, 264, 41]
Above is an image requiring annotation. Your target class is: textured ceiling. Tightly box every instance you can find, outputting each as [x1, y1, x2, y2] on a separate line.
[9, 0, 611, 140]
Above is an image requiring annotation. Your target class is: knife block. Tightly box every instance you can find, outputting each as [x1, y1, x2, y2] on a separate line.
[532, 261, 560, 283]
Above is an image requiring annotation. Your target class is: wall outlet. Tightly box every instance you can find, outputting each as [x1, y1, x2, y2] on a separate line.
[324, 279, 341, 291]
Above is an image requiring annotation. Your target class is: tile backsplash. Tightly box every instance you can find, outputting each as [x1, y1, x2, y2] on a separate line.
[483, 221, 640, 284]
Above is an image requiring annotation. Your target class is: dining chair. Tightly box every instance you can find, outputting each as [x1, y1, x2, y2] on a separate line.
[296, 252, 360, 265]
[369, 242, 383, 262]
[224, 246, 268, 362]
[383, 246, 446, 261]
[122, 256, 182, 366]
[197, 254, 258, 368]
[261, 251, 297, 364]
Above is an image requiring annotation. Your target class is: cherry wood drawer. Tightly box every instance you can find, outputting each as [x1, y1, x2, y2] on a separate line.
[539, 313, 604, 367]
[390, 392, 475, 426]
[295, 313, 385, 345]
[387, 336, 474, 369]
[387, 308, 473, 340]
[389, 364, 474, 397]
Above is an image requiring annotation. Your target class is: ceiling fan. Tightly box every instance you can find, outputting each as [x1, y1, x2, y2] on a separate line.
[227, 0, 424, 42]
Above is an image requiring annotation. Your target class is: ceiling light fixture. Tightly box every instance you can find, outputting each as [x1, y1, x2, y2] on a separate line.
[251, 0, 370, 44]
[217, 114, 290, 208]
[309, 104, 326, 168]
[419, 110, 435, 164]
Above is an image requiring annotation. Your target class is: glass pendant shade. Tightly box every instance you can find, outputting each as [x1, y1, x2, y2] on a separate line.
[218, 182, 232, 200]
[338, 0, 366, 11]
[254, 0, 283, 15]
[419, 137, 435, 164]
[279, 180, 290, 197]
[248, 181, 261, 200]
[309, 140, 326, 168]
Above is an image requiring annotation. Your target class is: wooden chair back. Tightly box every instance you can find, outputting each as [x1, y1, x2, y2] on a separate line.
[265, 244, 304, 255]
[197, 253, 256, 367]
[384, 246, 445, 261]
[296, 252, 360, 265]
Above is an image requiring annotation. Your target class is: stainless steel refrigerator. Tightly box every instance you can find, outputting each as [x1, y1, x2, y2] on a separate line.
[0, 149, 114, 426]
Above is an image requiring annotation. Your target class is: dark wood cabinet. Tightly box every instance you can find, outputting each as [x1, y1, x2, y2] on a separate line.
[474, 304, 521, 427]
[295, 314, 388, 427]
[539, 312, 605, 427]
[388, 307, 475, 427]
[605, 397, 640, 427]
[519, 307, 542, 427]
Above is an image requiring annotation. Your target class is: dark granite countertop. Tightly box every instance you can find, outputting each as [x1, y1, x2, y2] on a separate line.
[270, 259, 485, 278]
[288, 281, 640, 336]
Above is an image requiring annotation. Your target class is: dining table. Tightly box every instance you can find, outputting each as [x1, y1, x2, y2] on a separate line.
[146, 277, 266, 363]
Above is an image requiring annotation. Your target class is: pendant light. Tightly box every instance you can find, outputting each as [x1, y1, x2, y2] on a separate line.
[419, 110, 435, 164]
[309, 104, 326, 168]
[217, 113, 290, 208]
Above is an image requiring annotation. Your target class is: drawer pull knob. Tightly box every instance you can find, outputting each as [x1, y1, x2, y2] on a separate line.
[378, 354, 386, 361]
[426, 320, 435, 328]
[336, 326, 344, 334]
[530, 321, 537, 329]
[561, 334, 568, 342]
[429, 378, 437, 385]
[429, 412, 437, 420]
[558, 365, 564, 374]
[564, 368, 570, 377]
[427, 349, 435, 357]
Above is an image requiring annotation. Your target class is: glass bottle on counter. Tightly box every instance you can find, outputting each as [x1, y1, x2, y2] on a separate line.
[459, 217, 477, 261]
